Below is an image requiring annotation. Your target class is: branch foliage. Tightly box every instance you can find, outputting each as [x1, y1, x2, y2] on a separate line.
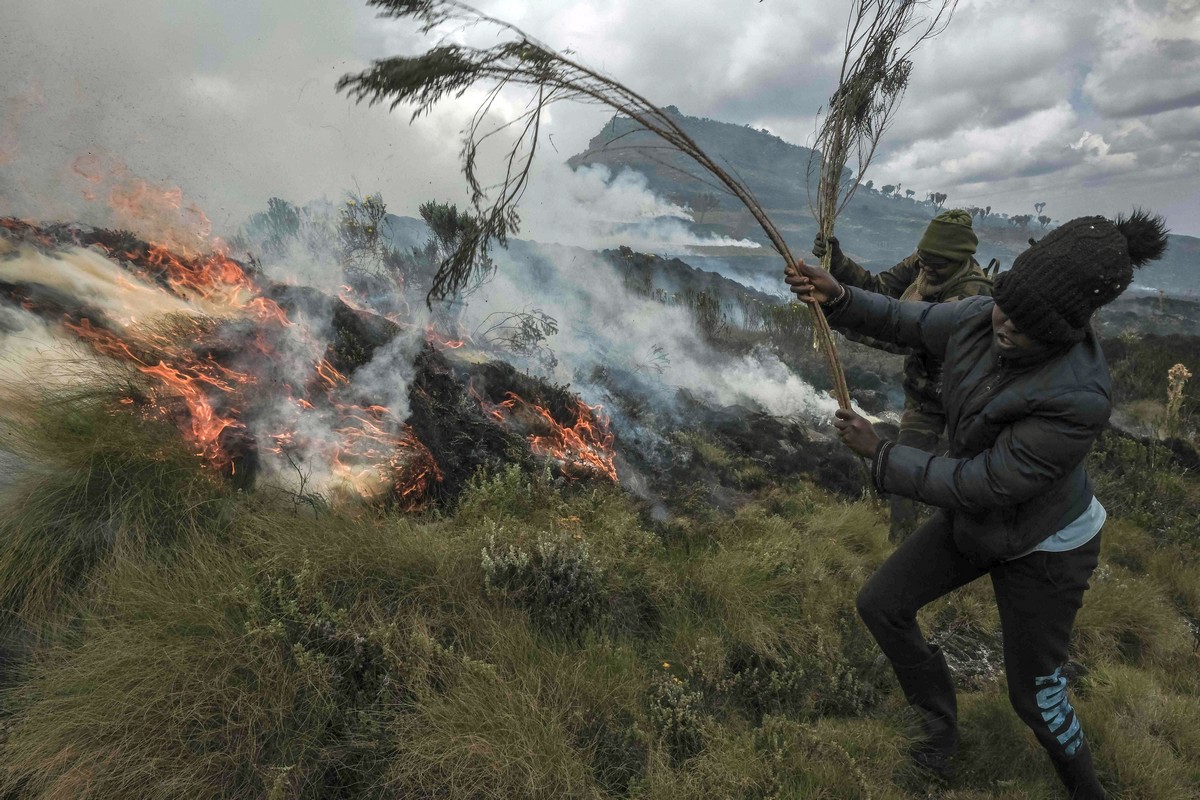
[338, 0, 859, 406]
[808, 0, 957, 235]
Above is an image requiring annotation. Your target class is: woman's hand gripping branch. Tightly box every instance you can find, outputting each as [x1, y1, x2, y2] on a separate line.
[783, 257, 843, 306]
[783, 259, 879, 458]
[833, 407, 882, 458]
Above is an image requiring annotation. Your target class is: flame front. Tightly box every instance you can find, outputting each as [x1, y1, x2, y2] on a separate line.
[2, 216, 448, 507]
[476, 389, 618, 483]
[3, 210, 619, 508]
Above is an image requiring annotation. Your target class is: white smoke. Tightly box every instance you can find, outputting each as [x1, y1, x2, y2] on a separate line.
[0, 242, 197, 327]
[517, 162, 762, 253]
[686, 257, 791, 300]
[461, 243, 837, 423]
[261, 200, 345, 293]
[0, 304, 107, 392]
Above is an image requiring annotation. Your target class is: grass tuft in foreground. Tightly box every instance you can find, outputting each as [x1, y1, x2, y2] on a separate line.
[0, 404, 1198, 798]
[0, 388, 234, 631]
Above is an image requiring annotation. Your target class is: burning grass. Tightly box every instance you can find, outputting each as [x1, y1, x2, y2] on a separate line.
[2, 220, 1200, 797]
[1, 220, 626, 512]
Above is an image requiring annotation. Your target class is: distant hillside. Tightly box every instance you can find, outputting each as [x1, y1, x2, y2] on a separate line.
[568, 108, 1199, 297]
[567, 105, 838, 215]
[1137, 234, 1199, 296]
[380, 214, 779, 313]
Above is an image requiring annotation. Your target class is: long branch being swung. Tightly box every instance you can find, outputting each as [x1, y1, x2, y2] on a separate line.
[338, 0, 853, 407]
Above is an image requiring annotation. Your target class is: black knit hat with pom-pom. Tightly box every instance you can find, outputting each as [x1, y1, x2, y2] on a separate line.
[993, 209, 1169, 343]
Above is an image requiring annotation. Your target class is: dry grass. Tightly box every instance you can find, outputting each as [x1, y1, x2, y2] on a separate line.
[0, 390, 1198, 798]
[0, 388, 234, 630]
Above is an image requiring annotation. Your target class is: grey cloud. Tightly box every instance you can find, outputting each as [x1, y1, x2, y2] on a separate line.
[878, 0, 1099, 143]
[2, 0, 1198, 238]
[947, 147, 1083, 186]
[1100, 88, 1200, 118]
[1108, 108, 1200, 157]
[1085, 33, 1200, 118]
[0, 0, 471, 234]
[1157, 38, 1200, 60]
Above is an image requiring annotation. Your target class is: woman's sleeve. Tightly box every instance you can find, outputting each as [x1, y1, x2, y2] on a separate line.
[875, 390, 1111, 511]
[826, 287, 990, 360]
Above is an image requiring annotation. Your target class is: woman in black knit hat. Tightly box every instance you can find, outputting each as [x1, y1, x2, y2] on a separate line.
[785, 210, 1169, 799]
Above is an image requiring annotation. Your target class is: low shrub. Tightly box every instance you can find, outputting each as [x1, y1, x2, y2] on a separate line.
[482, 530, 603, 639]
[1087, 432, 1200, 545]
[648, 674, 707, 766]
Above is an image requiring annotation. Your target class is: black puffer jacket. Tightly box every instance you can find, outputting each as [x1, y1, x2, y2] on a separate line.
[829, 289, 1112, 565]
[827, 252, 993, 415]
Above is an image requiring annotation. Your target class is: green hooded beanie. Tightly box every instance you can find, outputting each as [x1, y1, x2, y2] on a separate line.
[917, 209, 978, 262]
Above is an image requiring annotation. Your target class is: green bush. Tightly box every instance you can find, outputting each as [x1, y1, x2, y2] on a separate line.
[455, 464, 568, 526]
[482, 530, 603, 638]
[648, 674, 707, 766]
[1087, 432, 1200, 545]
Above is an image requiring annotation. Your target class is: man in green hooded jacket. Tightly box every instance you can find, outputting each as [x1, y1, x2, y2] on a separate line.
[813, 209, 993, 540]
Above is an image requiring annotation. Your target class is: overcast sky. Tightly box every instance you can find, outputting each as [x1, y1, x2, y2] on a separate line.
[2, 0, 1198, 239]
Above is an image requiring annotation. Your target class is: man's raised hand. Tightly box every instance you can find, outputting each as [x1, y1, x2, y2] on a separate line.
[811, 233, 843, 264]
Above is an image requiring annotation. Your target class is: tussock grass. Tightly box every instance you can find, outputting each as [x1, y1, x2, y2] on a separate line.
[0, 543, 263, 798]
[385, 655, 602, 798]
[1144, 549, 1200, 648]
[639, 716, 895, 799]
[385, 627, 651, 798]
[951, 691, 1060, 797]
[1079, 664, 1200, 799]
[1073, 562, 1194, 667]
[1, 400, 1199, 798]
[0, 389, 233, 630]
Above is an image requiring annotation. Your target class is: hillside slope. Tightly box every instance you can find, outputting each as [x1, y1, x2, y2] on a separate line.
[568, 108, 1198, 296]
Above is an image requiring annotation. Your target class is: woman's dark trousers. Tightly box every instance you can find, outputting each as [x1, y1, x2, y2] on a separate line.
[855, 511, 1105, 798]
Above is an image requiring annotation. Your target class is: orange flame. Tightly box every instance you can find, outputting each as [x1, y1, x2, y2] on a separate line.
[63, 317, 251, 469]
[327, 404, 443, 508]
[475, 388, 617, 483]
[425, 323, 467, 350]
[315, 358, 350, 388]
[244, 296, 291, 327]
[71, 153, 215, 254]
[4, 219, 616, 509]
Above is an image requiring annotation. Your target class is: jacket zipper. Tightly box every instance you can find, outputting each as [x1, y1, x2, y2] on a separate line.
[982, 355, 1005, 396]
[952, 356, 1006, 445]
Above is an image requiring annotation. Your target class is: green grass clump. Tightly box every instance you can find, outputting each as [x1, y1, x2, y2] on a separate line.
[2, 413, 1200, 798]
[950, 691, 1061, 798]
[1073, 562, 1194, 667]
[1078, 664, 1200, 799]
[383, 640, 603, 798]
[0, 391, 234, 629]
